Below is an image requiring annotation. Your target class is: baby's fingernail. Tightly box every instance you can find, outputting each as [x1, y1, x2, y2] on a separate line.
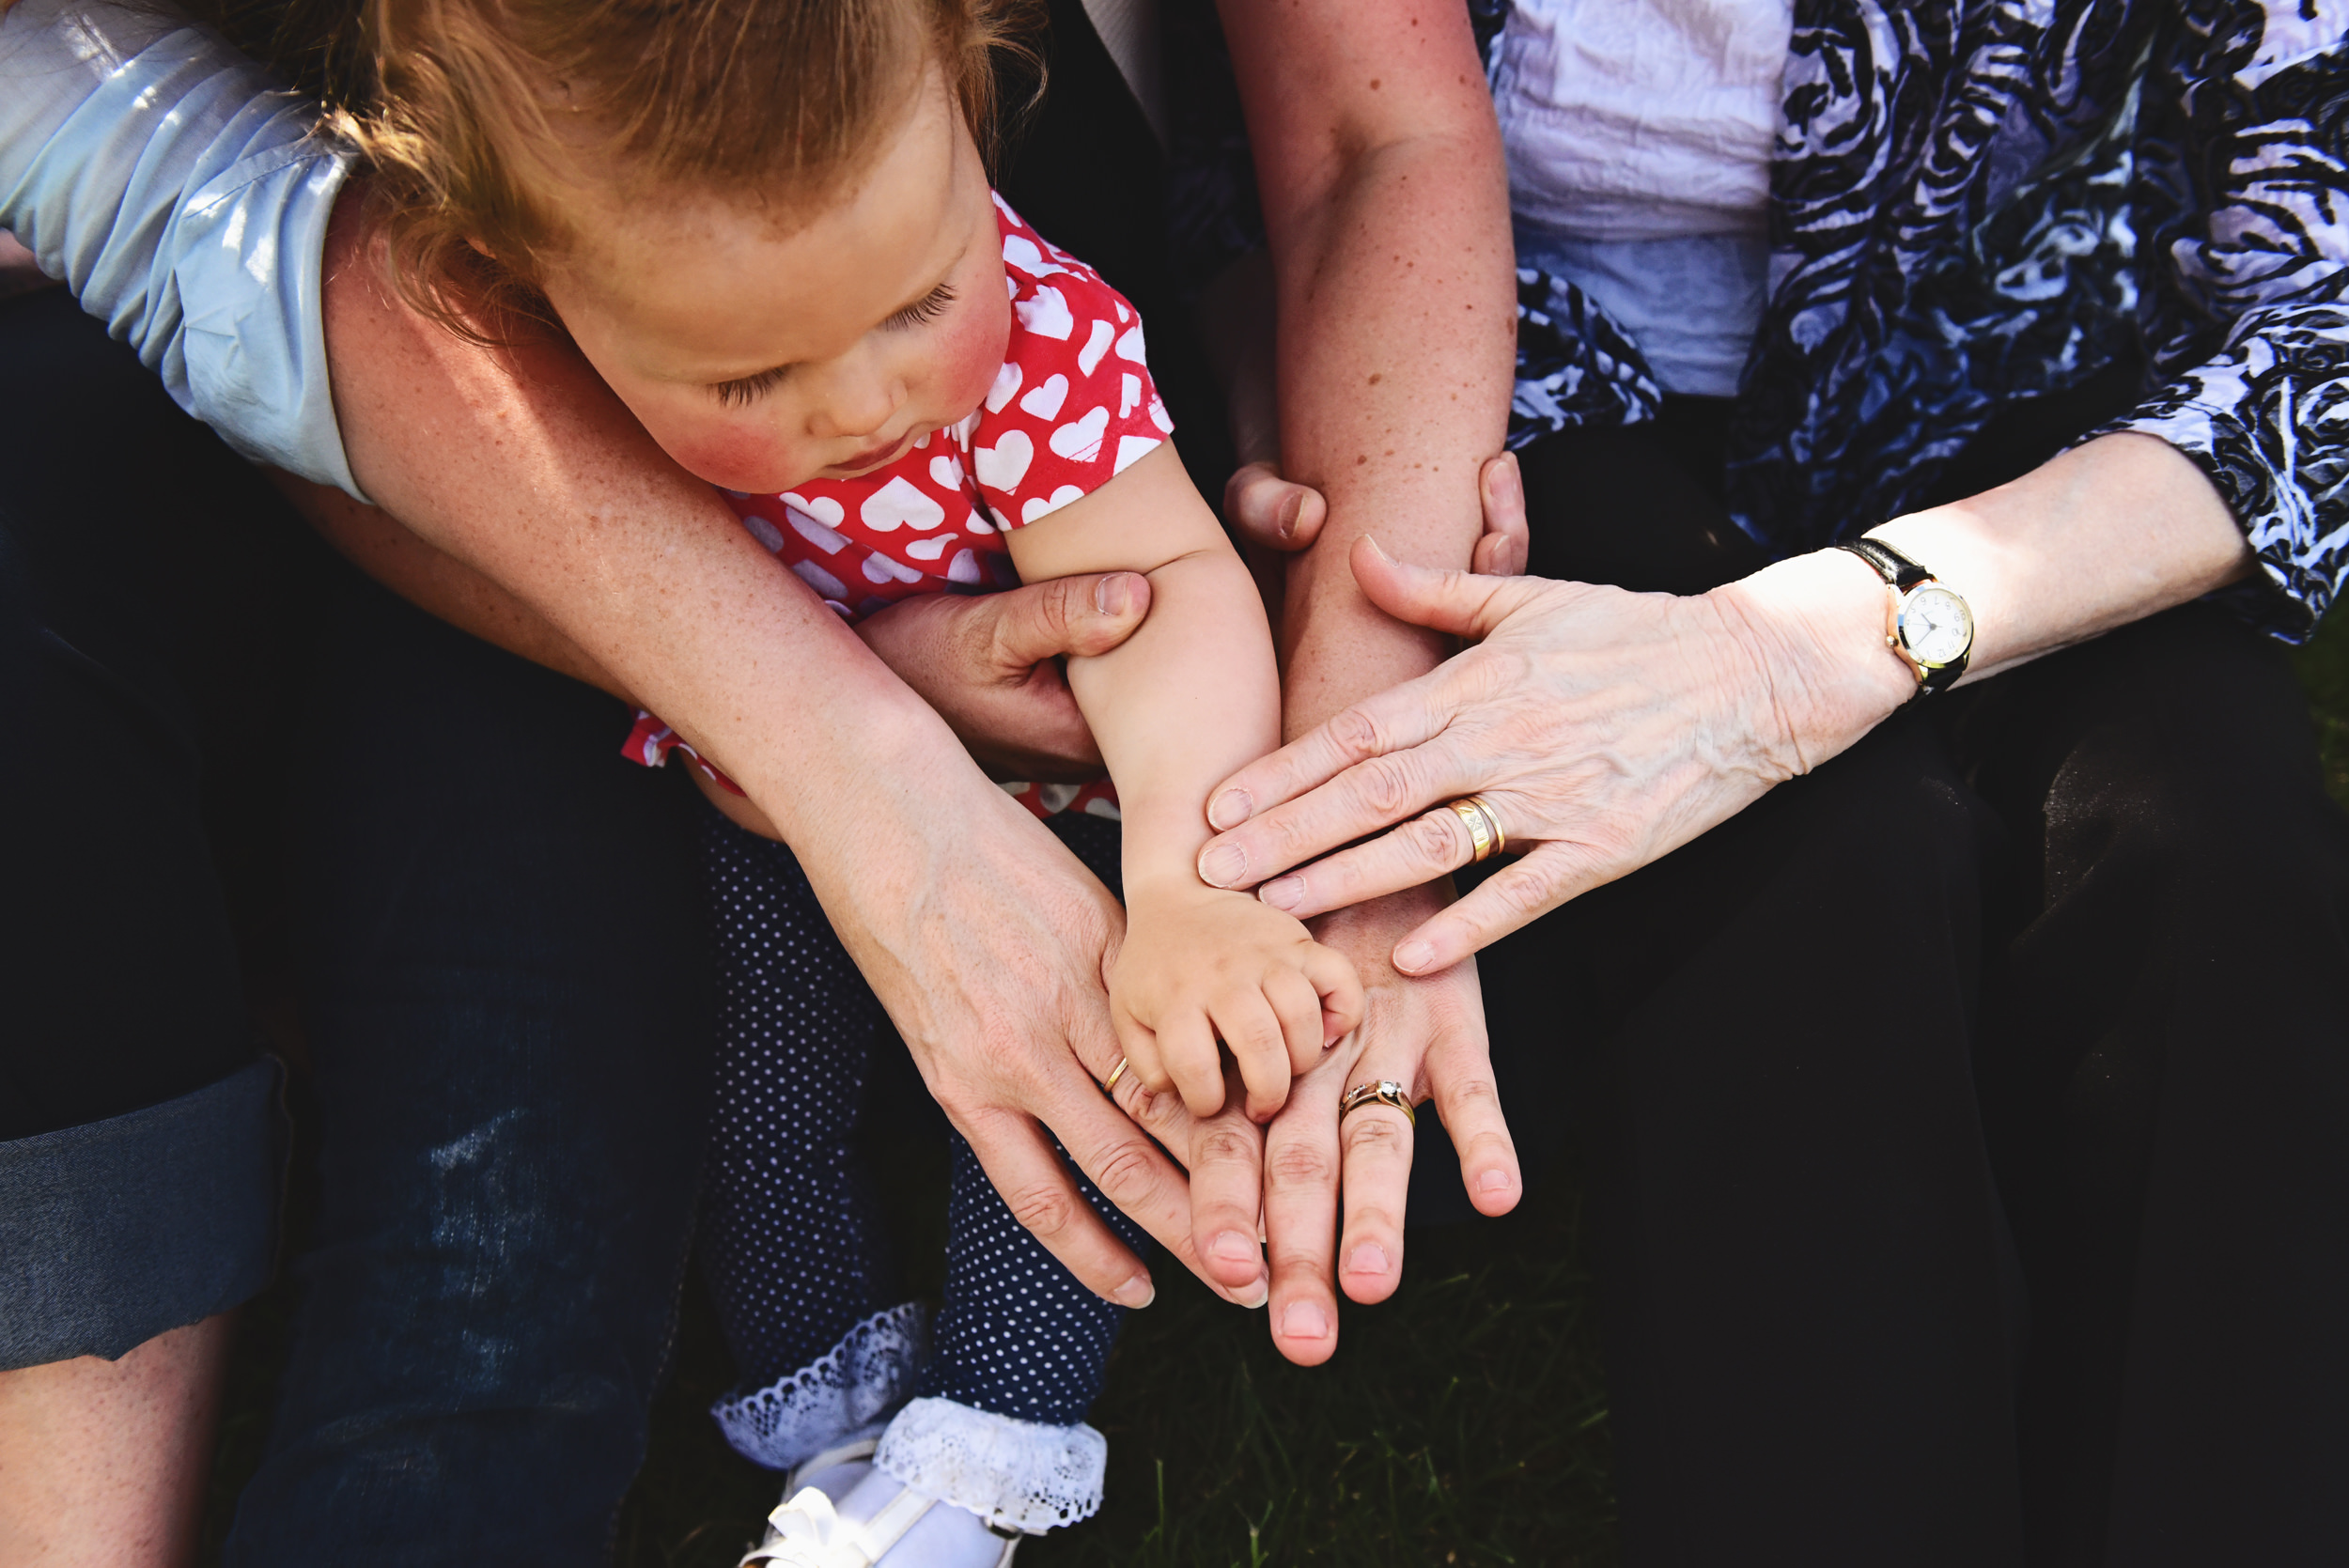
[1260, 875, 1303, 911]
[1346, 1242, 1389, 1278]
[1278, 490, 1303, 538]
[1232, 1277, 1269, 1310]
[1111, 1273, 1157, 1309]
[1281, 1301, 1330, 1342]
[1478, 1168, 1514, 1196]
[1394, 940, 1436, 973]
[1207, 788, 1253, 831]
[1198, 842, 1248, 887]
[1211, 1230, 1257, 1265]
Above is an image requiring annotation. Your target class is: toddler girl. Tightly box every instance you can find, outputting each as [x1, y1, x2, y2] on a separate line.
[357, 0, 1362, 1563]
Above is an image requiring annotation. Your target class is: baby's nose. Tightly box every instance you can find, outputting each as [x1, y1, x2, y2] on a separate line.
[817, 371, 903, 440]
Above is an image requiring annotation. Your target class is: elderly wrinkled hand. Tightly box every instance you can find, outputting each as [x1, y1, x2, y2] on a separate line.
[1192, 536, 1917, 975]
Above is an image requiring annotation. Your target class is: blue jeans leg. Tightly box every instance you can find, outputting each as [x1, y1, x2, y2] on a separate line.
[224, 574, 714, 1565]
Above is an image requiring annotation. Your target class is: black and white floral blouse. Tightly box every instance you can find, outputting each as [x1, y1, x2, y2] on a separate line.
[1176, 0, 2349, 639]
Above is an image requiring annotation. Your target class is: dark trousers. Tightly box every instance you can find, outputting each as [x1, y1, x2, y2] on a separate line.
[0, 288, 715, 1561]
[1484, 404, 2349, 1564]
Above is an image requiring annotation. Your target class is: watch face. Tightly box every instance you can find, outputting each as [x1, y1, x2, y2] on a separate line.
[1898, 584, 1973, 667]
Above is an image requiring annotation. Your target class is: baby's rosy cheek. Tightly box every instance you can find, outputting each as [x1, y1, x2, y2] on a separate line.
[649, 416, 803, 494]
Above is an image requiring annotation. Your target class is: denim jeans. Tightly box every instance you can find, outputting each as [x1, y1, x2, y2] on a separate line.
[2, 287, 717, 1560]
[223, 567, 714, 1564]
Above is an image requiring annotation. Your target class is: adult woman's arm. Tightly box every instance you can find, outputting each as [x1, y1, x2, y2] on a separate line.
[1212, 0, 1522, 1363]
[1198, 0, 2345, 966]
[288, 470, 1158, 782]
[1195, 433, 2250, 963]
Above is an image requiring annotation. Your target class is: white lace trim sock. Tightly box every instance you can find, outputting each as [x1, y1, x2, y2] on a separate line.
[711, 1302, 931, 1470]
[873, 1395, 1107, 1534]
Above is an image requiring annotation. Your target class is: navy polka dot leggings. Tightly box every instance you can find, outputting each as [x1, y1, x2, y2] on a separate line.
[696, 803, 1142, 1444]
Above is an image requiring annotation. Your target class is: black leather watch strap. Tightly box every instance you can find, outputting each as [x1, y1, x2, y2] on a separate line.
[1834, 536, 1971, 696]
[1836, 536, 1932, 591]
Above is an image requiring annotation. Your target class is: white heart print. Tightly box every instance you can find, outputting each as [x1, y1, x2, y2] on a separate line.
[1020, 484, 1086, 524]
[1049, 405, 1110, 463]
[974, 429, 1033, 491]
[785, 509, 848, 554]
[1019, 373, 1069, 420]
[862, 551, 925, 585]
[903, 535, 953, 561]
[1113, 434, 1161, 474]
[860, 475, 945, 533]
[999, 233, 1066, 278]
[985, 362, 1022, 413]
[740, 514, 786, 553]
[1016, 285, 1075, 341]
[928, 454, 965, 490]
[781, 492, 846, 527]
[1078, 318, 1113, 376]
[791, 559, 848, 602]
[1115, 323, 1146, 364]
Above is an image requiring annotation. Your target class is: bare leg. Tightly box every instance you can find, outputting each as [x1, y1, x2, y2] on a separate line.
[0, 1313, 233, 1567]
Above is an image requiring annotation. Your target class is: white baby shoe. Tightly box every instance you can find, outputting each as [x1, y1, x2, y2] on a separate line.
[740, 1455, 1019, 1568]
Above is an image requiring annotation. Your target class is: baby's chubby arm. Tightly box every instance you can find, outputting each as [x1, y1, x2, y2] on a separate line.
[1006, 443, 1363, 1120]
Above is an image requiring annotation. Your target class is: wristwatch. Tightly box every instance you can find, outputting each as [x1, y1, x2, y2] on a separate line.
[1833, 536, 1974, 696]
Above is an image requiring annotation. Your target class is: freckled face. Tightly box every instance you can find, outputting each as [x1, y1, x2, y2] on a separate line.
[534, 70, 1009, 494]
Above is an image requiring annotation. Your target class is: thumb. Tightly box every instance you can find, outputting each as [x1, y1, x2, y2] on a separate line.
[1349, 535, 1549, 642]
[1223, 461, 1329, 552]
[982, 570, 1154, 672]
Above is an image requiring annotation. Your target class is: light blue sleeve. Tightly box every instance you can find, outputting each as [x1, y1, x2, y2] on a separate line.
[0, 0, 366, 498]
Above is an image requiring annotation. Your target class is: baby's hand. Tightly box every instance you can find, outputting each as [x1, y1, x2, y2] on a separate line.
[1112, 885, 1365, 1120]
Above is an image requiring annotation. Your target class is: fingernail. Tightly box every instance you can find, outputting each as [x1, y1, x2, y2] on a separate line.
[1260, 875, 1303, 911]
[1210, 1229, 1257, 1265]
[1346, 1242, 1389, 1278]
[1278, 490, 1302, 539]
[1095, 572, 1135, 616]
[1394, 940, 1436, 973]
[1207, 788, 1253, 831]
[1198, 842, 1248, 888]
[1281, 1300, 1330, 1342]
[1232, 1277, 1269, 1310]
[1111, 1274, 1156, 1309]
[1478, 1168, 1513, 1196]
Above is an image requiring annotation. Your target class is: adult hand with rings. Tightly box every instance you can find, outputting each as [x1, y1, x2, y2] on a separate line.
[1195, 534, 1916, 974]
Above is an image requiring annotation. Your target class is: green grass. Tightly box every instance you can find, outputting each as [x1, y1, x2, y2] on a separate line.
[200, 609, 2349, 1567]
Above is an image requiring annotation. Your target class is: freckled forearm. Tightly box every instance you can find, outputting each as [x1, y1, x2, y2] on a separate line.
[1267, 132, 1516, 737]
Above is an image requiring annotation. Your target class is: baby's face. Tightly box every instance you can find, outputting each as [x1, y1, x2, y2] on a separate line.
[537, 70, 1010, 494]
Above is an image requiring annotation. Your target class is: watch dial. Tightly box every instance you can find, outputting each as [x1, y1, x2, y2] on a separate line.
[1900, 585, 1973, 666]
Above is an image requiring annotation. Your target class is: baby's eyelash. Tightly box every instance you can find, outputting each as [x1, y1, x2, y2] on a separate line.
[708, 283, 954, 407]
[712, 365, 789, 409]
[884, 283, 957, 331]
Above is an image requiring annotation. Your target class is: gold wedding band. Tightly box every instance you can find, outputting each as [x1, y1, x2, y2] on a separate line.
[1103, 1057, 1130, 1094]
[1447, 795, 1506, 862]
[1338, 1079, 1417, 1126]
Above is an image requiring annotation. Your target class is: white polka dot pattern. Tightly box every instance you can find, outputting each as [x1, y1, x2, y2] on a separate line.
[697, 809, 1143, 1479]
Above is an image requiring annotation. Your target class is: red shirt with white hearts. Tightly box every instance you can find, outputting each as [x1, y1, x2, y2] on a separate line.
[625, 195, 1171, 819]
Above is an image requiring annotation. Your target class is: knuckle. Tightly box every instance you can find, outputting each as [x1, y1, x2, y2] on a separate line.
[1005, 1182, 1080, 1238]
[1266, 1140, 1337, 1190]
[1090, 1143, 1160, 1207]
[1343, 1112, 1412, 1159]
[1327, 706, 1387, 765]
[1405, 812, 1466, 866]
[1193, 1126, 1259, 1168]
[1354, 756, 1417, 819]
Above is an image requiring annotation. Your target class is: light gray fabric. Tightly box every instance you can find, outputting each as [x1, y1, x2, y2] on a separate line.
[0, 0, 363, 496]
